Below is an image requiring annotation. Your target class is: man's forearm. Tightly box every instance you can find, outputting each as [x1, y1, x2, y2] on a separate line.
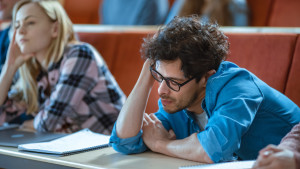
[116, 60, 155, 138]
[156, 133, 213, 163]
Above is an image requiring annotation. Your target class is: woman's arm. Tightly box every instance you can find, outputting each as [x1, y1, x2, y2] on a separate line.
[0, 31, 34, 105]
[0, 62, 17, 105]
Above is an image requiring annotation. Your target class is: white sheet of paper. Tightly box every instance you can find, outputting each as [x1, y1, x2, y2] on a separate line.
[179, 160, 255, 169]
[18, 128, 110, 155]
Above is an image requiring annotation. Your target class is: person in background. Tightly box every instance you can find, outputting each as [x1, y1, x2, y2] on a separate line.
[0, 0, 20, 73]
[0, 0, 31, 125]
[100, 0, 169, 25]
[0, 0, 126, 134]
[165, 0, 249, 26]
[109, 16, 300, 163]
[252, 123, 300, 169]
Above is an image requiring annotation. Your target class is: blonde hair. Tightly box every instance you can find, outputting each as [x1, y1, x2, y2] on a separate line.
[12, 0, 77, 114]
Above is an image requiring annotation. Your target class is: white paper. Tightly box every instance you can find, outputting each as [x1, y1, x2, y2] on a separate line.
[18, 128, 110, 155]
[179, 160, 255, 169]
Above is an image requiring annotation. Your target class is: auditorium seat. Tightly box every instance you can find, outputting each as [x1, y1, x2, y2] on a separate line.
[63, 0, 101, 24]
[285, 36, 300, 105]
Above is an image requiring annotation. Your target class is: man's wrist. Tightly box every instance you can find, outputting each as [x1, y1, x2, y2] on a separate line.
[154, 139, 169, 154]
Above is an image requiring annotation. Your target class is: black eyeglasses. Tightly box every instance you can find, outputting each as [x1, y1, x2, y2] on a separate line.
[150, 65, 195, 92]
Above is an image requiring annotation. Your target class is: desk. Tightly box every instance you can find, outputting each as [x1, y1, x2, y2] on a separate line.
[0, 146, 201, 169]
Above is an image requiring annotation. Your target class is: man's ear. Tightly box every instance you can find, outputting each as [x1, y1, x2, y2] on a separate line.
[205, 70, 216, 80]
[51, 21, 59, 38]
[202, 69, 216, 87]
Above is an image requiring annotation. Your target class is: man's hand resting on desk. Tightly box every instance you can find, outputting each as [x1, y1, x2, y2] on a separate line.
[142, 113, 176, 152]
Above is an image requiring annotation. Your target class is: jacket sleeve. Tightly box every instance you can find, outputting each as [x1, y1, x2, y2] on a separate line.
[109, 123, 148, 154]
[109, 102, 171, 154]
[198, 72, 263, 162]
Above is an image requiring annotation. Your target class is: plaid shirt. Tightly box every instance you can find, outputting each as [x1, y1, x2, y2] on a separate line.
[0, 43, 126, 134]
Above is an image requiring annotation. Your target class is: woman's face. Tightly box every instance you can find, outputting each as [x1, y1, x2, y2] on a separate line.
[15, 3, 57, 56]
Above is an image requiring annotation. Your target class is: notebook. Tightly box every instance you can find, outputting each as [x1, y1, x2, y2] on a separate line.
[18, 128, 110, 156]
[0, 127, 66, 147]
[179, 160, 255, 169]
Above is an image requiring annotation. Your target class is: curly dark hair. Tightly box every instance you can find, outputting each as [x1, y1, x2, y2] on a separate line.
[141, 16, 229, 82]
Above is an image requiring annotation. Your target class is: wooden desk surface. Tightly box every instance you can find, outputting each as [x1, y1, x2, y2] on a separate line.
[0, 146, 201, 169]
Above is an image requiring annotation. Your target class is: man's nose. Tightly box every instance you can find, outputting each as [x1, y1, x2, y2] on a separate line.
[158, 80, 170, 95]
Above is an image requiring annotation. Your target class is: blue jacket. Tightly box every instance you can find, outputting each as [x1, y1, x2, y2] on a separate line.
[165, 0, 249, 26]
[110, 61, 300, 162]
[0, 26, 10, 73]
[101, 0, 169, 25]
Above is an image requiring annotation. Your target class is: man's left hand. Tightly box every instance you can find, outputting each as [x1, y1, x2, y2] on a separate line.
[142, 113, 176, 152]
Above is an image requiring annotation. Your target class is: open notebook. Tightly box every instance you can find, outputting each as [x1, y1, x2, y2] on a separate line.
[18, 128, 110, 156]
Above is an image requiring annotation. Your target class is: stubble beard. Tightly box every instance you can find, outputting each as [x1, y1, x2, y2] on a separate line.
[160, 90, 200, 114]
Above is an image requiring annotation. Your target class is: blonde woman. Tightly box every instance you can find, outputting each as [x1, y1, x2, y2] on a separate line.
[0, 0, 126, 134]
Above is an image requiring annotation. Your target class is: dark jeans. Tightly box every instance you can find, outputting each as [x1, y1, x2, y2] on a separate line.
[9, 112, 34, 125]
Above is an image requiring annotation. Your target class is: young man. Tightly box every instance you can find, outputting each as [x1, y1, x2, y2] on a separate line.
[109, 16, 300, 163]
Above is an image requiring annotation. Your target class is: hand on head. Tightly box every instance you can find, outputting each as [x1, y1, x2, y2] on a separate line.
[252, 144, 296, 169]
[6, 30, 35, 70]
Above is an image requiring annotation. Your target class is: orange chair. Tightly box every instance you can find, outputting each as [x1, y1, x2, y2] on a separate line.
[268, 0, 300, 27]
[247, 0, 273, 26]
[168, 0, 176, 7]
[63, 0, 102, 24]
[111, 31, 159, 113]
[226, 33, 297, 93]
[247, 0, 300, 27]
[285, 35, 300, 106]
[76, 32, 119, 70]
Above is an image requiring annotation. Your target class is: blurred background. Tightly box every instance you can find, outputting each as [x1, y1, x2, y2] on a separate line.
[59, 0, 300, 27]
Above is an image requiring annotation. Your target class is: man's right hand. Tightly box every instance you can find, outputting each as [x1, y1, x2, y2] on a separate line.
[115, 59, 155, 138]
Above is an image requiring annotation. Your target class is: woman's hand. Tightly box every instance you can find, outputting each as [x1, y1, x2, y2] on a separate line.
[20, 119, 36, 132]
[5, 30, 35, 71]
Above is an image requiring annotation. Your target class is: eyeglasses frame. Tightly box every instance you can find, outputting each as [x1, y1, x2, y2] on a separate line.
[149, 65, 196, 92]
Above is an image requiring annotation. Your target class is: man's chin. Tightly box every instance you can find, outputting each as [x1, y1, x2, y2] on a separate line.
[162, 106, 179, 114]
